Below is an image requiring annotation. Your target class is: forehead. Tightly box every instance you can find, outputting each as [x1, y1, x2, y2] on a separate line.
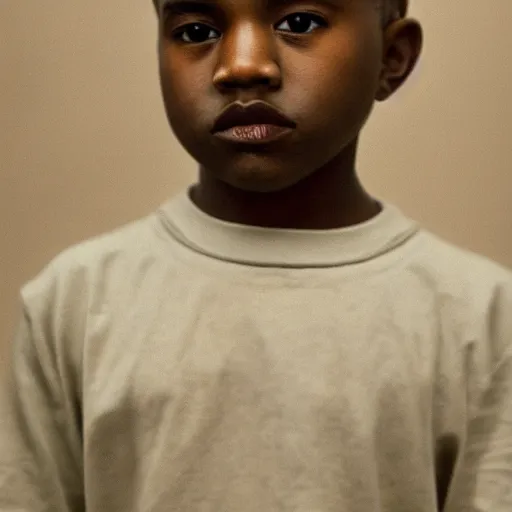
[155, 0, 386, 25]
[157, 0, 367, 10]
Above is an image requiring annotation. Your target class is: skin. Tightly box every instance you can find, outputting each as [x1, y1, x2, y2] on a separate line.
[155, 0, 422, 228]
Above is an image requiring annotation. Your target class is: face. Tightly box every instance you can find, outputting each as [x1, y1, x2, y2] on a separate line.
[157, 0, 389, 192]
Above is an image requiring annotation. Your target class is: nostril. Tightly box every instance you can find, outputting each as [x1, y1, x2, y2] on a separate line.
[213, 61, 281, 91]
[217, 75, 275, 90]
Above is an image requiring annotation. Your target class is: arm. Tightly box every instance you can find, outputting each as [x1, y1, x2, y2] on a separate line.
[0, 306, 84, 512]
[444, 312, 512, 511]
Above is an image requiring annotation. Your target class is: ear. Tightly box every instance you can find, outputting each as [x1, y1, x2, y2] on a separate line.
[376, 18, 423, 101]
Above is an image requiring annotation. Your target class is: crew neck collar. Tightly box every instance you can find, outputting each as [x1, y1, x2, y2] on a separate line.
[157, 187, 418, 268]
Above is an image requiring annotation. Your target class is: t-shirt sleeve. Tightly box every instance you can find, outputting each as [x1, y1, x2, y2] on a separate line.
[445, 280, 512, 511]
[0, 304, 84, 512]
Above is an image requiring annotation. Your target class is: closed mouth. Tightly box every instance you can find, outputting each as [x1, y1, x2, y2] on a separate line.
[211, 100, 296, 133]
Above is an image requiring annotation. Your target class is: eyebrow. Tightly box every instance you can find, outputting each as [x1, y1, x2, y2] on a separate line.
[160, 0, 218, 16]
[267, 0, 343, 8]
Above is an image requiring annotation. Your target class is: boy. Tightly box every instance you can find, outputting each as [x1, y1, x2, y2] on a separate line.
[1, 0, 511, 510]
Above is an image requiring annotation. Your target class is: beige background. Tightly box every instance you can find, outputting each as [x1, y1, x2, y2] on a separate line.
[1, 1, 511, 356]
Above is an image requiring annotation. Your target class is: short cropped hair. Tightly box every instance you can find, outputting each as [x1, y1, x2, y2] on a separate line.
[384, 0, 409, 21]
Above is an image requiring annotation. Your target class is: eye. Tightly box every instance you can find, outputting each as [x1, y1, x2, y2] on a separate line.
[173, 23, 220, 44]
[275, 12, 327, 35]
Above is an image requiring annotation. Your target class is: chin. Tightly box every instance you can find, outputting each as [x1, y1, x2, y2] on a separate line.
[220, 167, 309, 194]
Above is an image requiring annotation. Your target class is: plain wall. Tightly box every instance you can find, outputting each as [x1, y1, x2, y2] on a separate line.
[1, 0, 511, 357]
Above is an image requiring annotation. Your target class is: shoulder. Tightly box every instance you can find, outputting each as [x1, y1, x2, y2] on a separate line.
[19, 211, 168, 312]
[405, 228, 512, 369]
[406, 229, 512, 297]
[14, 211, 175, 372]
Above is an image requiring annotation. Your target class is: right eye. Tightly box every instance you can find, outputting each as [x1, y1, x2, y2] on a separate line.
[173, 23, 221, 44]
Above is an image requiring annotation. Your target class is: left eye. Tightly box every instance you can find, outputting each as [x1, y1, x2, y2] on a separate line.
[275, 12, 327, 34]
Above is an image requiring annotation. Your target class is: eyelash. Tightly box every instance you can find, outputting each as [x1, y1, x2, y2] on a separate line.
[170, 12, 328, 45]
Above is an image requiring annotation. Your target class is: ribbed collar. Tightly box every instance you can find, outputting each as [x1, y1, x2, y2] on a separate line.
[157, 187, 419, 268]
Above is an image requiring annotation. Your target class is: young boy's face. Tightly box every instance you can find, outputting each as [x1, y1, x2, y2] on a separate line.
[156, 0, 418, 192]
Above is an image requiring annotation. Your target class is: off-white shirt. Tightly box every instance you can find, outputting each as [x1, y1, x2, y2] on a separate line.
[1, 187, 511, 512]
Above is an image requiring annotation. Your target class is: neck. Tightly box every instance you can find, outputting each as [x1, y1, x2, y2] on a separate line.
[191, 141, 381, 230]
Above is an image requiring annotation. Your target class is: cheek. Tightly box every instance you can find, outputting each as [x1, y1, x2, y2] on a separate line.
[288, 35, 381, 133]
[160, 54, 187, 108]
[159, 53, 209, 128]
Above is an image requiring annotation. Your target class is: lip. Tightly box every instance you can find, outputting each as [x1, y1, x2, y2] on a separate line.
[211, 100, 296, 135]
[214, 124, 293, 144]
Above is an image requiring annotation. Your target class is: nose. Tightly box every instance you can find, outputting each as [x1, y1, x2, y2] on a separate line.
[212, 23, 282, 92]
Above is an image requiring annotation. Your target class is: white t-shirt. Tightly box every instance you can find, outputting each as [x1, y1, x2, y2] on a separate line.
[1, 187, 511, 512]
